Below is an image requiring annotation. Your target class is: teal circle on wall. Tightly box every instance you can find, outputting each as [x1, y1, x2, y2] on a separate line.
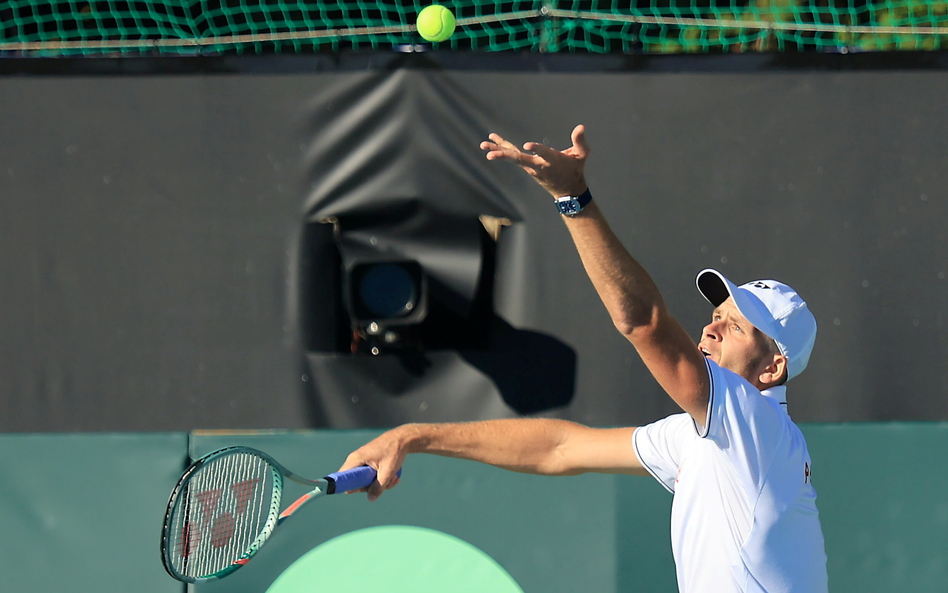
[266, 525, 524, 593]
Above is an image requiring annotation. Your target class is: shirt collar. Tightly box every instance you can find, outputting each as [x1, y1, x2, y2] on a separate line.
[760, 385, 788, 408]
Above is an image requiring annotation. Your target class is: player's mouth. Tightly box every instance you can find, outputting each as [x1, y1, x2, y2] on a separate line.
[698, 345, 713, 359]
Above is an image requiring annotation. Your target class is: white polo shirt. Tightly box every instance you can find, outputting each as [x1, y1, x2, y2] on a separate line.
[632, 359, 828, 593]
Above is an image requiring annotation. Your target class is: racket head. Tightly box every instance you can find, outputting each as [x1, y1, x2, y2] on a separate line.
[161, 446, 284, 583]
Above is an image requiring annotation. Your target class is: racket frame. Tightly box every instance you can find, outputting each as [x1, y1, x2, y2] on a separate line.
[160, 446, 332, 583]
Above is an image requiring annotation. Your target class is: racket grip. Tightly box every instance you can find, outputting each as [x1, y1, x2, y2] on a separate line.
[325, 466, 402, 495]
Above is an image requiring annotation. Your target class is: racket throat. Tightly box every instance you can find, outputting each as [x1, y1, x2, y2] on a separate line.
[278, 485, 326, 522]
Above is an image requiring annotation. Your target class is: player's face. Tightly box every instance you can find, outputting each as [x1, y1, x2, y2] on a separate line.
[697, 297, 774, 384]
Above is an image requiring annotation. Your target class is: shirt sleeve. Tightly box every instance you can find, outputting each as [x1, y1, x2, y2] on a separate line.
[632, 413, 695, 493]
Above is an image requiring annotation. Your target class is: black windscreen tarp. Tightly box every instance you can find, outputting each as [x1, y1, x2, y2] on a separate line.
[1, 56, 946, 431]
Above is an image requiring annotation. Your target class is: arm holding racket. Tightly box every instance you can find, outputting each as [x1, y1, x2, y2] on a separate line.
[480, 125, 710, 426]
[340, 420, 648, 501]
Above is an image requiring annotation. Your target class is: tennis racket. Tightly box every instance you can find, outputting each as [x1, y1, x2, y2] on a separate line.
[160, 445, 398, 583]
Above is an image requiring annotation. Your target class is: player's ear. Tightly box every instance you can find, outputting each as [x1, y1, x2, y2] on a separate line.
[758, 354, 788, 388]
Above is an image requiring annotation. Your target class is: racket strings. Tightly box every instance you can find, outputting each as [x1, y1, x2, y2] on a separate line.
[168, 451, 280, 579]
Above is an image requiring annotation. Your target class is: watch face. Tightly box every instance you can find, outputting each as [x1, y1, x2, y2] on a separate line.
[558, 198, 579, 214]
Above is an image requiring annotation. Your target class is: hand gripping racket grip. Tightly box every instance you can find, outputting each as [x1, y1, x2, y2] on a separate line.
[325, 466, 402, 494]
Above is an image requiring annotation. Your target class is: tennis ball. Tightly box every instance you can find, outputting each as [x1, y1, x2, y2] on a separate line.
[416, 5, 456, 43]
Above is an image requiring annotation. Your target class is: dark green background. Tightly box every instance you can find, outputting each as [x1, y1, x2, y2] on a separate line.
[1, 424, 945, 592]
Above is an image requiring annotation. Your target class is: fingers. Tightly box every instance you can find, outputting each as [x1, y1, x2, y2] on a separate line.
[335, 455, 374, 496]
[337, 465, 398, 501]
[479, 142, 511, 162]
[367, 480, 385, 502]
[481, 134, 543, 169]
[483, 128, 588, 158]
[367, 466, 401, 502]
[487, 132, 515, 149]
[375, 462, 401, 490]
[342, 473, 398, 496]
[336, 457, 363, 473]
[569, 124, 590, 158]
[338, 445, 404, 502]
[481, 127, 588, 197]
[480, 133, 516, 158]
[524, 141, 558, 161]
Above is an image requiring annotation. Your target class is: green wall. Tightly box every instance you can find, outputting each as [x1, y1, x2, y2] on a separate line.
[804, 424, 948, 592]
[0, 432, 188, 593]
[0, 424, 944, 592]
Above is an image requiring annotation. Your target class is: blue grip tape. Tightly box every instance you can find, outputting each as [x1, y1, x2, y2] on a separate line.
[326, 466, 402, 494]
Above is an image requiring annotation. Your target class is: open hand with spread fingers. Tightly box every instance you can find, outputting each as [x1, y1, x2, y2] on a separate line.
[480, 124, 590, 199]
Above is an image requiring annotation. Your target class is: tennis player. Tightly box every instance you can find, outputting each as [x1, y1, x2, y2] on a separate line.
[339, 125, 829, 593]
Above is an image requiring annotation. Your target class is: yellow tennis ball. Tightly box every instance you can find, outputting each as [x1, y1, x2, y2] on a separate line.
[416, 5, 456, 43]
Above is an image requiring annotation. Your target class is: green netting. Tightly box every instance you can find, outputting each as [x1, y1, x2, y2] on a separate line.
[2, 0, 947, 55]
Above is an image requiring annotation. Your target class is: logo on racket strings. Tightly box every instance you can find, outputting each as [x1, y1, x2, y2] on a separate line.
[180, 479, 259, 557]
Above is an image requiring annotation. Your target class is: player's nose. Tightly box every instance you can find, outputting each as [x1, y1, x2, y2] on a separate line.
[702, 322, 721, 341]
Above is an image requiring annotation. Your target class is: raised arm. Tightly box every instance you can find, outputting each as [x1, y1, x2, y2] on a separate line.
[338, 420, 647, 500]
[480, 125, 709, 424]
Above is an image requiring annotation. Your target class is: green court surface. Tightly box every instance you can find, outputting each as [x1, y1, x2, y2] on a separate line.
[267, 525, 524, 593]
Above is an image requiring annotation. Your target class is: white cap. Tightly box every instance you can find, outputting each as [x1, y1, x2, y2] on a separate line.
[696, 269, 817, 381]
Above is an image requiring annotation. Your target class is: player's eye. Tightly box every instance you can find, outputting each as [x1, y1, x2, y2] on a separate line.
[732, 324, 743, 333]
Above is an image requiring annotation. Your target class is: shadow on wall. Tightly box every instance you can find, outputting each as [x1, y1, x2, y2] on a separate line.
[459, 317, 576, 415]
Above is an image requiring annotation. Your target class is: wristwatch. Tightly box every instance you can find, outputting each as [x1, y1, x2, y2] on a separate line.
[554, 188, 592, 216]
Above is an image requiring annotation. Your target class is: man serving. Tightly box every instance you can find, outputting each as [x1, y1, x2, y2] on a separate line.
[339, 125, 829, 593]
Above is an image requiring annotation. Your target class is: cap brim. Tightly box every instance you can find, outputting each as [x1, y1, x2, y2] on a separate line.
[695, 269, 778, 341]
[696, 268, 732, 307]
